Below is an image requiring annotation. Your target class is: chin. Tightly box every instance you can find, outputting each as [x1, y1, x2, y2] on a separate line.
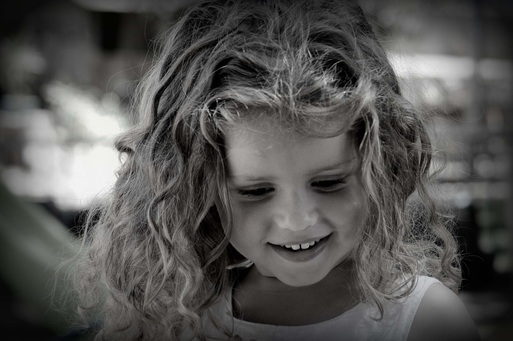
[275, 269, 330, 287]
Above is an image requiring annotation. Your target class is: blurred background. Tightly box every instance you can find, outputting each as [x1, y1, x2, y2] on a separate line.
[0, 0, 511, 340]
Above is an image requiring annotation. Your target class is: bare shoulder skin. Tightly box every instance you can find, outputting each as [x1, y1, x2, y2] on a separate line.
[408, 283, 481, 341]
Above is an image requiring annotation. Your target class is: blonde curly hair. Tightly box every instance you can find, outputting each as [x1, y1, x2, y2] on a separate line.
[71, 0, 461, 339]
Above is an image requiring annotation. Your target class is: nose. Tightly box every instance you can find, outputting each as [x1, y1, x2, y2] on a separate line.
[274, 189, 319, 231]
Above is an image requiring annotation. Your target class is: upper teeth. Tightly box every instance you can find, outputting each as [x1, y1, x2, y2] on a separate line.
[282, 239, 319, 250]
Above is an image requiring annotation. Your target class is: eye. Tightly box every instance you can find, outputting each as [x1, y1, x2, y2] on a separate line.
[237, 187, 275, 200]
[312, 178, 347, 192]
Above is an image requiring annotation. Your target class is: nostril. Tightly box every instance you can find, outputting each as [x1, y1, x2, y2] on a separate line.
[274, 212, 318, 231]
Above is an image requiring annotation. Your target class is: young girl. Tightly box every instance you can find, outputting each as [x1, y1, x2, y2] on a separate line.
[72, 0, 481, 340]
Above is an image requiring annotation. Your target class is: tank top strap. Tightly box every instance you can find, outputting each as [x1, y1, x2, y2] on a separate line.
[374, 275, 442, 341]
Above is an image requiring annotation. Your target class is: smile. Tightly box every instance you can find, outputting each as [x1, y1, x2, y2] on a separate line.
[280, 239, 320, 251]
[269, 234, 331, 262]
[271, 234, 331, 252]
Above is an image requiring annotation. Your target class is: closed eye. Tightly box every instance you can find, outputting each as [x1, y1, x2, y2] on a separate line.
[237, 187, 275, 199]
[312, 178, 347, 192]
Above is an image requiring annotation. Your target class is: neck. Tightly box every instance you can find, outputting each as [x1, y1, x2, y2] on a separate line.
[232, 260, 360, 325]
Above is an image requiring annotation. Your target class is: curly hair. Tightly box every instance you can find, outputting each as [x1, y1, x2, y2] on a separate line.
[71, 0, 461, 339]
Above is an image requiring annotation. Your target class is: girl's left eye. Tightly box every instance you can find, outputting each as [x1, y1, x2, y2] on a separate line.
[311, 178, 347, 192]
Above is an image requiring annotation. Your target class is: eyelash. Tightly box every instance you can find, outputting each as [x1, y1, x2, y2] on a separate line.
[237, 187, 275, 199]
[311, 178, 347, 192]
[236, 178, 347, 199]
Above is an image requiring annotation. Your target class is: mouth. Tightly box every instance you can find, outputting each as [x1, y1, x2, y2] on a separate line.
[268, 234, 331, 262]
[271, 234, 331, 252]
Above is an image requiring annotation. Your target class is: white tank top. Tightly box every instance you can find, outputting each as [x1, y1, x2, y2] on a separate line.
[183, 275, 440, 340]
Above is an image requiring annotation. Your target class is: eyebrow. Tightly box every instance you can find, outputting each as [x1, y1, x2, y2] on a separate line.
[229, 157, 357, 183]
[306, 157, 357, 176]
[228, 172, 272, 183]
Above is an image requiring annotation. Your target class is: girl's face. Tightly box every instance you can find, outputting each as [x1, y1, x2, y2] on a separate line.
[225, 118, 367, 287]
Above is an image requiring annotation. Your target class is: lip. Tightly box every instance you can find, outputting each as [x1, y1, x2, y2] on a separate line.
[269, 234, 331, 263]
[270, 235, 328, 246]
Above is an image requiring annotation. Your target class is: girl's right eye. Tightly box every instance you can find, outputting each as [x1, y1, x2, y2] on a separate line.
[237, 187, 275, 199]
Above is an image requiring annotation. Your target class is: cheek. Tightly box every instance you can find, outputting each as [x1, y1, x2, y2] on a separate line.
[228, 202, 266, 243]
[228, 202, 281, 259]
[230, 200, 271, 226]
[321, 187, 367, 230]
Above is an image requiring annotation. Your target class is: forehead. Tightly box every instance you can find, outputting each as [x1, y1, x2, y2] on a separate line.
[224, 119, 356, 179]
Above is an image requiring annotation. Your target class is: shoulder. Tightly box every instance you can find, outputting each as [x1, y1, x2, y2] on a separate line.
[408, 282, 481, 341]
